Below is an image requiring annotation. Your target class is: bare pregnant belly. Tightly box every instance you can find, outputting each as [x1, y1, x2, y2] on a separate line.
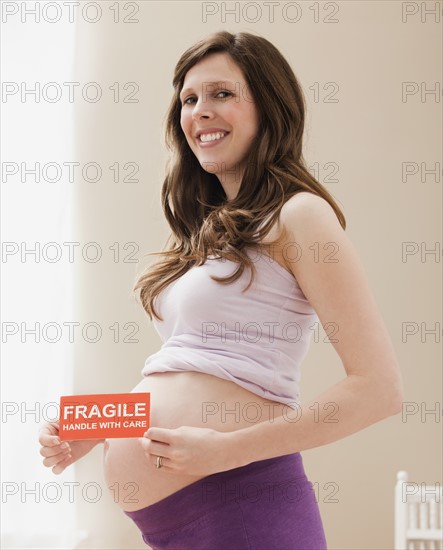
[102, 371, 287, 511]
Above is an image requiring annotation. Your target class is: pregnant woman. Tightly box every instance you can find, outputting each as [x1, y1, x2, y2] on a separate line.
[39, 31, 404, 549]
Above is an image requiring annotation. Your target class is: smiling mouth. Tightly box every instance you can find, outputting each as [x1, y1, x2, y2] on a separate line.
[198, 131, 229, 143]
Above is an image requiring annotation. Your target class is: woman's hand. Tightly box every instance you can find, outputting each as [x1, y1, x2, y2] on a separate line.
[38, 421, 104, 475]
[139, 426, 236, 477]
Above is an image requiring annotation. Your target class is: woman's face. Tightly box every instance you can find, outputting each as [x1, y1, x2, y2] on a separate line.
[179, 52, 259, 200]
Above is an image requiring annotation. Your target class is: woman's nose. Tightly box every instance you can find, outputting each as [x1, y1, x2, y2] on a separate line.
[192, 98, 214, 120]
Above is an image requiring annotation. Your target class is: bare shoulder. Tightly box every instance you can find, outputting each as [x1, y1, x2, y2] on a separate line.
[277, 191, 345, 270]
[280, 191, 341, 233]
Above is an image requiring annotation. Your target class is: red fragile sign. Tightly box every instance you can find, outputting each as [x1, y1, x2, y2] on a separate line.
[59, 393, 150, 440]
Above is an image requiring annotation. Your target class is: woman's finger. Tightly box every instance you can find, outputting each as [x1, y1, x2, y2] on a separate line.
[40, 442, 71, 458]
[150, 454, 173, 470]
[42, 450, 72, 468]
[38, 423, 61, 447]
[51, 454, 74, 475]
[141, 440, 170, 459]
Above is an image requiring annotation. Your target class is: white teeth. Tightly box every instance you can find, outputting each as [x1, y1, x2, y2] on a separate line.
[200, 132, 226, 142]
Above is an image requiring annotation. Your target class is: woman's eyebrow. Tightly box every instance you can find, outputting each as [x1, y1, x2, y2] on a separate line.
[179, 80, 237, 98]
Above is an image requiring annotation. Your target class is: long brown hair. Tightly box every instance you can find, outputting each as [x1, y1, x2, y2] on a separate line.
[134, 31, 346, 321]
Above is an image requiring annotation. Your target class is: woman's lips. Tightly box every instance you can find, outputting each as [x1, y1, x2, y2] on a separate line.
[197, 132, 230, 148]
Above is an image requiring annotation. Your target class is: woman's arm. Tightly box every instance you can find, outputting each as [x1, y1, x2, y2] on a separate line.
[225, 193, 404, 467]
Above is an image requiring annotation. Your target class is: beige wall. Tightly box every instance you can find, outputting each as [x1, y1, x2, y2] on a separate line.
[72, 2, 442, 549]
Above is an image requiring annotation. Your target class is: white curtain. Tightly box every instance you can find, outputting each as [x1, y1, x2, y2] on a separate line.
[1, 10, 85, 549]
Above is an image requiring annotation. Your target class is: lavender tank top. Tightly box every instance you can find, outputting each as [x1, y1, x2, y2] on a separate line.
[141, 237, 319, 409]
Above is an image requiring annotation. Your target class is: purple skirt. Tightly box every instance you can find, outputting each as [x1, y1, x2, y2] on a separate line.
[124, 452, 327, 549]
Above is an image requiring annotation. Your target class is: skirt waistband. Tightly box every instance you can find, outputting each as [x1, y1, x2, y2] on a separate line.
[124, 452, 307, 536]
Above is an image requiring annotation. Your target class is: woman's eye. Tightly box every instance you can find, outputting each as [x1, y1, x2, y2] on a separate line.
[216, 90, 232, 99]
[182, 90, 232, 106]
